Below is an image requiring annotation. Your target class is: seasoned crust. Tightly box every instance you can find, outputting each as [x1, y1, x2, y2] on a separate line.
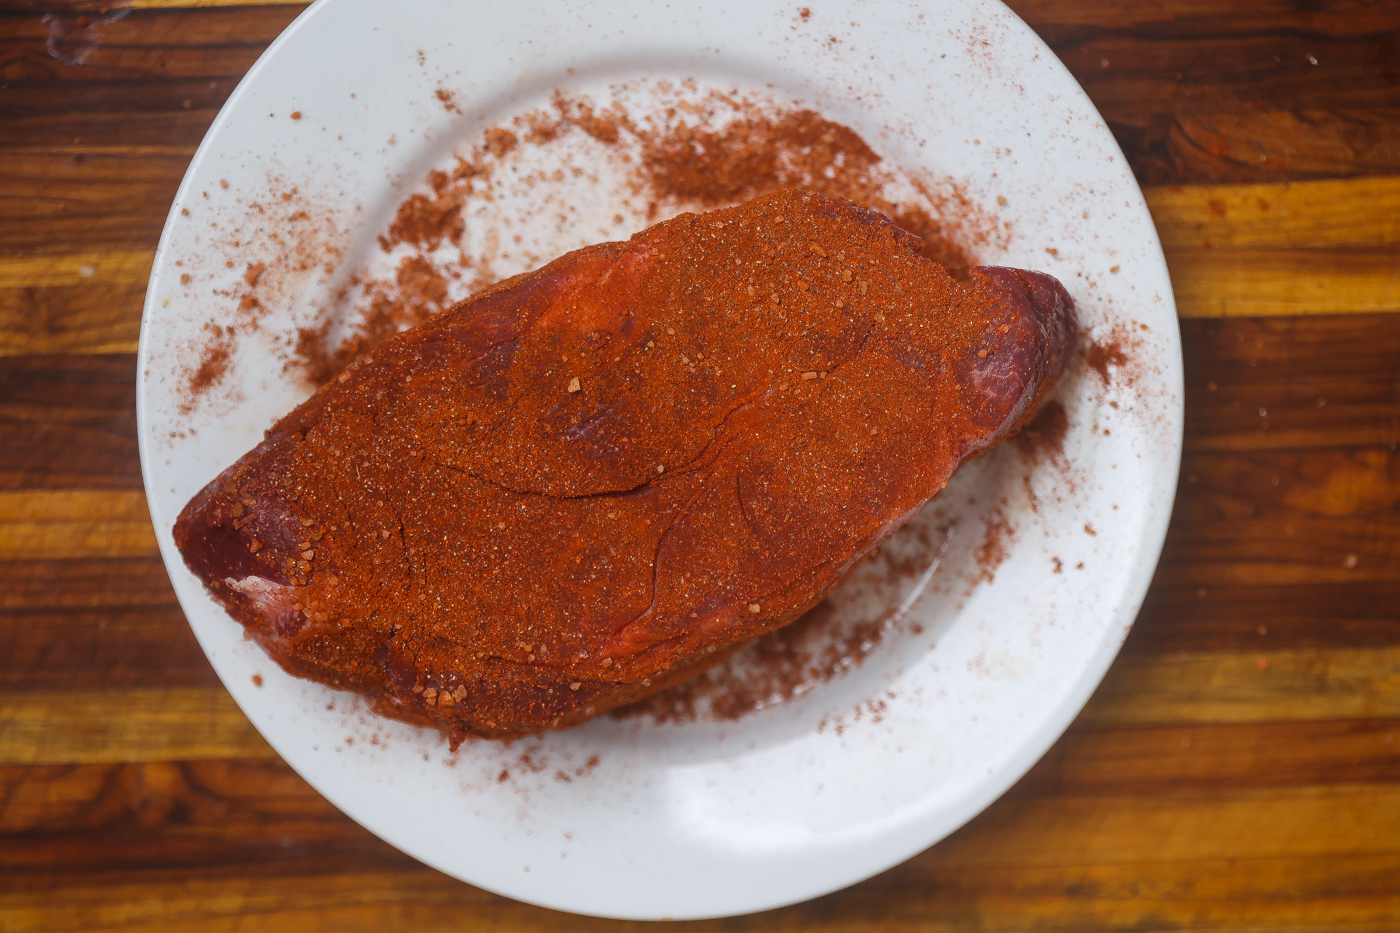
[174, 189, 1078, 743]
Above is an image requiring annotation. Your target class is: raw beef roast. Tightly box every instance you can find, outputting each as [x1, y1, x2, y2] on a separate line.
[174, 189, 1078, 742]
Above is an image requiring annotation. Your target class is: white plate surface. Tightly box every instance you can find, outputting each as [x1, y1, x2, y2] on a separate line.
[138, 0, 1182, 920]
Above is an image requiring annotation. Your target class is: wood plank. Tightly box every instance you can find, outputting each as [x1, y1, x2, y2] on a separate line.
[0, 113, 213, 153]
[928, 784, 1400, 868]
[1015, 718, 1400, 797]
[1148, 177, 1400, 318]
[0, 688, 271, 765]
[0, 251, 154, 289]
[0, 760, 395, 876]
[0, 606, 217, 692]
[1044, 29, 1400, 118]
[0, 1, 301, 12]
[0, 759, 343, 836]
[1011, 0, 1400, 35]
[1189, 425, 1400, 453]
[1152, 446, 1400, 604]
[1153, 517, 1399, 586]
[0, 248, 152, 359]
[0, 5, 290, 173]
[1181, 315, 1400, 453]
[1120, 109, 1400, 186]
[0, 8, 328, 117]
[1165, 246, 1399, 319]
[0, 283, 145, 357]
[0, 490, 157, 560]
[0, 353, 140, 491]
[0, 87, 227, 133]
[858, 855, 1400, 933]
[1152, 178, 1400, 250]
[1, 720, 1389, 843]
[1132, 580, 1400, 654]
[1010, 1, 1400, 185]
[1015, 1, 1400, 185]
[0, 872, 475, 933]
[1081, 647, 1400, 726]
[0, 6, 302, 56]
[1178, 448, 1400, 520]
[0, 558, 175, 612]
[0, 151, 190, 253]
[2, 799, 1398, 932]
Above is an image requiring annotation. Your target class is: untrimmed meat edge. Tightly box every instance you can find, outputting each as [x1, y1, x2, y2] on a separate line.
[174, 189, 1078, 744]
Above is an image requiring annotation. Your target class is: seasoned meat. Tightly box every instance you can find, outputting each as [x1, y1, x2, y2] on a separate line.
[174, 189, 1077, 743]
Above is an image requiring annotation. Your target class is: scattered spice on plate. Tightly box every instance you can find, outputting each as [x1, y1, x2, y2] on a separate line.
[287, 82, 1000, 388]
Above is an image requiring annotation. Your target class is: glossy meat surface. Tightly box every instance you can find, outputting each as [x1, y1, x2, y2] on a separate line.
[174, 190, 1078, 742]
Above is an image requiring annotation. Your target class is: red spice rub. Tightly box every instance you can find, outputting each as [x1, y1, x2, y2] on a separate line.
[638, 108, 975, 272]
[616, 597, 897, 724]
[173, 190, 1076, 744]
[291, 89, 993, 388]
[1084, 335, 1128, 384]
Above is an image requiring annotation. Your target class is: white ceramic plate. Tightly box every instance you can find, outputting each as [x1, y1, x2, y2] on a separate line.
[138, 0, 1182, 920]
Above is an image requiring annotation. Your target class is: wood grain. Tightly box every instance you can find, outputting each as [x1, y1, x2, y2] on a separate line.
[1006, 0, 1400, 187]
[0, 353, 140, 490]
[0, 689, 270, 765]
[1122, 109, 1400, 186]
[0, 283, 147, 357]
[1134, 579, 1400, 654]
[1181, 315, 1400, 452]
[0, 151, 190, 254]
[1010, 0, 1400, 34]
[1016, 718, 1400, 796]
[0, 722, 1395, 930]
[0, 604, 216, 692]
[0, 491, 157, 560]
[1082, 647, 1400, 725]
[0, 558, 173, 613]
[0, 251, 155, 289]
[0, 5, 302, 163]
[1150, 177, 1400, 318]
[2, 807, 1398, 933]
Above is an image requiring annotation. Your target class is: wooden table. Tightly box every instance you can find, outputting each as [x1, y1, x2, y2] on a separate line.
[3, 1, 1398, 929]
